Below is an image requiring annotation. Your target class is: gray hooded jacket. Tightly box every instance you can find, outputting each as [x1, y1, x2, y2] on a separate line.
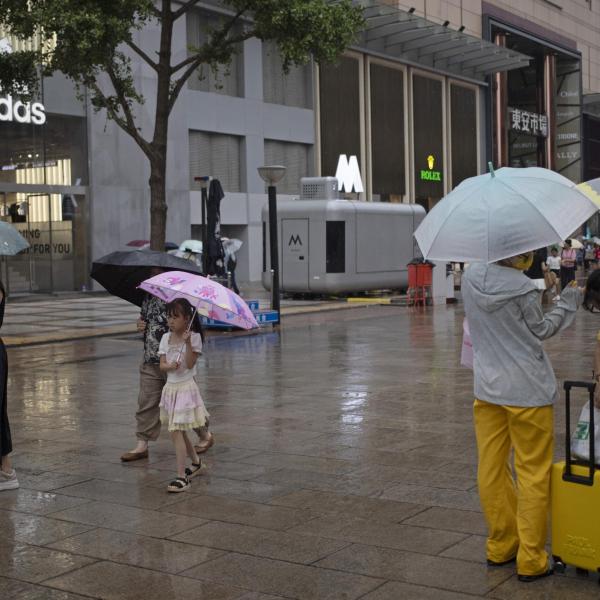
[462, 263, 581, 407]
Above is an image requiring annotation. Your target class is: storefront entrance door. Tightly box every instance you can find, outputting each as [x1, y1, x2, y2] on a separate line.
[0, 186, 88, 294]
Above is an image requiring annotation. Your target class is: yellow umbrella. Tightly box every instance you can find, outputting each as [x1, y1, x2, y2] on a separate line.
[577, 180, 600, 209]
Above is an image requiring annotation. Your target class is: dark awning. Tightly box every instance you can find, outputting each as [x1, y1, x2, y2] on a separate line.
[354, 1, 531, 81]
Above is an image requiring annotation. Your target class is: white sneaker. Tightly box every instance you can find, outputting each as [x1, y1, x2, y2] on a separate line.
[0, 469, 19, 491]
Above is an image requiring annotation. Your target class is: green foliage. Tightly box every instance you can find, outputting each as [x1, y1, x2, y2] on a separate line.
[0, 0, 363, 246]
[0, 0, 362, 109]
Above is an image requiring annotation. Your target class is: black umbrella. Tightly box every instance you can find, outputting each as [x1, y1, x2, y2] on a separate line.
[90, 250, 204, 307]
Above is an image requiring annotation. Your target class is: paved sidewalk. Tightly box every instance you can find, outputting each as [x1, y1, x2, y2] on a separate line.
[1, 305, 598, 599]
[3, 292, 388, 347]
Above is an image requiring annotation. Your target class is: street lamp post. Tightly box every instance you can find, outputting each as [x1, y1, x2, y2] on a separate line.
[194, 176, 210, 274]
[258, 165, 286, 323]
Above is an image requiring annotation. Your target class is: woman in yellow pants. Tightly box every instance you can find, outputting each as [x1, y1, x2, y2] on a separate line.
[462, 253, 581, 582]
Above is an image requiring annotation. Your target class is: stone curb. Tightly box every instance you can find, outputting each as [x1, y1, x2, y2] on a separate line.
[4, 300, 392, 348]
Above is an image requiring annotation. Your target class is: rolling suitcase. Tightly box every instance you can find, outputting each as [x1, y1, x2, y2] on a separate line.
[551, 380, 600, 578]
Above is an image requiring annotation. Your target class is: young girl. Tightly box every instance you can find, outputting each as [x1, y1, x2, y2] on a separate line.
[158, 298, 209, 492]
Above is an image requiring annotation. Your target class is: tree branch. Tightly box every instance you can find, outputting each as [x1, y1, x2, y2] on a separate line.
[172, 0, 203, 20]
[170, 5, 249, 75]
[167, 30, 255, 115]
[125, 39, 158, 72]
[101, 68, 152, 157]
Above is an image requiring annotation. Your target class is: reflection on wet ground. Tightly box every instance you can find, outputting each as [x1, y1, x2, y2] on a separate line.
[1, 304, 599, 598]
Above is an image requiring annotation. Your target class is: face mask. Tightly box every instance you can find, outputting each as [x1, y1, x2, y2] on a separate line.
[513, 253, 534, 271]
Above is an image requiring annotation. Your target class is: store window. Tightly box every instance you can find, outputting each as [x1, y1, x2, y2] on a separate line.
[0, 113, 88, 222]
[370, 62, 405, 201]
[450, 84, 478, 188]
[264, 140, 311, 195]
[326, 221, 345, 273]
[413, 74, 444, 210]
[319, 55, 361, 180]
[555, 56, 582, 182]
[189, 131, 243, 193]
[186, 10, 243, 96]
[263, 42, 312, 109]
[506, 57, 544, 168]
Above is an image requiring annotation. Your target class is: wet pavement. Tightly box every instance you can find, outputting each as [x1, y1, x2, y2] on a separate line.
[2, 291, 378, 347]
[1, 304, 600, 599]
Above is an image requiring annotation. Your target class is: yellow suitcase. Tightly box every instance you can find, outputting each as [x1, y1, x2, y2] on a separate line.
[551, 380, 600, 576]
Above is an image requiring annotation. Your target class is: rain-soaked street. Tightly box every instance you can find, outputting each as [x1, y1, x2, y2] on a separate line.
[1, 304, 600, 599]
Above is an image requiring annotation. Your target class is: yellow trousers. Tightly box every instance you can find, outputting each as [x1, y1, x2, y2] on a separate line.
[473, 399, 553, 576]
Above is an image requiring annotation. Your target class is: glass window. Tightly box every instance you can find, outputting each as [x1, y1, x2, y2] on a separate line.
[264, 140, 311, 195]
[319, 56, 361, 180]
[450, 84, 478, 188]
[326, 221, 345, 273]
[189, 130, 243, 192]
[413, 74, 444, 210]
[370, 63, 405, 201]
[555, 56, 582, 183]
[263, 42, 312, 109]
[186, 10, 243, 96]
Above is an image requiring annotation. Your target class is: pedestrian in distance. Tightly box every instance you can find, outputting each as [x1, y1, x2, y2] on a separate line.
[546, 247, 561, 290]
[461, 253, 582, 582]
[121, 269, 213, 462]
[582, 269, 600, 408]
[158, 298, 209, 492]
[560, 239, 577, 289]
[0, 280, 17, 491]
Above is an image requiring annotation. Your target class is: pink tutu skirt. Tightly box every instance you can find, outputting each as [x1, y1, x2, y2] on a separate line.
[159, 379, 210, 432]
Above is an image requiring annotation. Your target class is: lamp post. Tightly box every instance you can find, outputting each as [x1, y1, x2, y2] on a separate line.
[194, 176, 210, 274]
[258, 165, 286, 322]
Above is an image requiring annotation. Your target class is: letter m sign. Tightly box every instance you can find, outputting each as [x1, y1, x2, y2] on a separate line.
[335, 155, 364, 193]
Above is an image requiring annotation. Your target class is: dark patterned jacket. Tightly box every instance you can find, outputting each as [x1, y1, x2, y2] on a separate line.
[140, 295, 168, 364]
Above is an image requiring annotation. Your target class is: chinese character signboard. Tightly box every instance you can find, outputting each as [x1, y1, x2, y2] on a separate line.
[508, 108, 548, 137]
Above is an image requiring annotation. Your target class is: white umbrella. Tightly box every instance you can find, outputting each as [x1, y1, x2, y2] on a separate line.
[414, 166, 597, 263]
[178, 239, 203, 253]
[559, 238, 583, 249]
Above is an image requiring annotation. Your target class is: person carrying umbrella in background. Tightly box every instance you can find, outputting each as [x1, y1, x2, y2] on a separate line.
[560, 239, 577, 289]
[90, 250, 215, 461]
[415, 165, 598, 582]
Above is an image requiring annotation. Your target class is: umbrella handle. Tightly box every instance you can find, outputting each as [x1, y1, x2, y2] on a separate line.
[175, 304, 199, 364]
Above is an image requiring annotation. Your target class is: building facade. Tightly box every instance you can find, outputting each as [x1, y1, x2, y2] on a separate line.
[1, 1, 599, 293]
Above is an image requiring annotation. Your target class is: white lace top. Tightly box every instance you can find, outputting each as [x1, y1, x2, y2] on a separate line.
[157, 332, 202, 383]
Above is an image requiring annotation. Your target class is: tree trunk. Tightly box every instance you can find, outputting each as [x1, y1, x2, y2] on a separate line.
[149, 0, 173, 252]
[149, 152, 167, 251]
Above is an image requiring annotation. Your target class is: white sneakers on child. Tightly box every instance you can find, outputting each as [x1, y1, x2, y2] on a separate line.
[0, 469, 19, 491]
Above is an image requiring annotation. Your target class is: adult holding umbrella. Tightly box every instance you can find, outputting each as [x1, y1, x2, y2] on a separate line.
[415, 166, 596, 582]
[0, 223, 29, 491]
[91, 250, 214, 461]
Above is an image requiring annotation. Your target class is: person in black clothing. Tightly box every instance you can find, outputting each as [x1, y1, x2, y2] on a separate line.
[0, 280, 18, 491]
[524, 247, 548, 280]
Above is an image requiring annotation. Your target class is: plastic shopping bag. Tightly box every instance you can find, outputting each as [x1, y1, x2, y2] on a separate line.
[571, 400, 600, 463]
[460, 318, 473, 370]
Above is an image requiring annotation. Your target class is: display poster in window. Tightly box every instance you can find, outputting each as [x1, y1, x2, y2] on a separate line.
[555, 57, 582, 183]
[12, 222, 73, 258]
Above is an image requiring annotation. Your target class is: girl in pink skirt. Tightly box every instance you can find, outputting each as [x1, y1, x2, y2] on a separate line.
[158, 298, 209, 493]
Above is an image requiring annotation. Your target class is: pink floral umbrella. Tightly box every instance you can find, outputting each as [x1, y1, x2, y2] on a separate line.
[138, 271, 258, 330]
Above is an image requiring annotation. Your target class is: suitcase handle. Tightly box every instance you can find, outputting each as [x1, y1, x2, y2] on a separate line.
[564, 380, 596, 486]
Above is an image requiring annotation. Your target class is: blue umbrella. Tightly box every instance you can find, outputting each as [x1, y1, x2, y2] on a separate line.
[0, 221, 29, 255]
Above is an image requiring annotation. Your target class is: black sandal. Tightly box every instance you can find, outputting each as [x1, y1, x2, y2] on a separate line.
[185, 461, 203, 479]
[167, 477, 190, 493]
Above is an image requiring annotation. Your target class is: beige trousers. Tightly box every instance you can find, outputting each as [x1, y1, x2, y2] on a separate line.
[135, 362, 209, 442]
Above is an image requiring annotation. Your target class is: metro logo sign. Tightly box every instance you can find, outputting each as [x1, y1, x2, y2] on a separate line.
[335, 154, 364, 194]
